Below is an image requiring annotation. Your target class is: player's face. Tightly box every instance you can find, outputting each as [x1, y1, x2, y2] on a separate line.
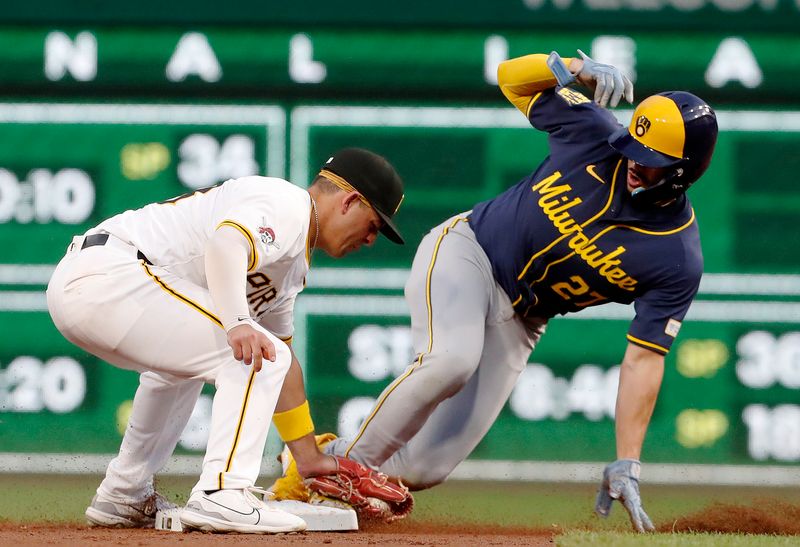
[626, 160, 670, 194]
[328, 199, 382, 258]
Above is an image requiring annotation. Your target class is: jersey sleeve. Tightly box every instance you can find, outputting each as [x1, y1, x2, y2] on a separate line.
[497, 53, 567, 114]
[528, 88, 623, 162]
[627, 265, 702, 355]
[256, 294, 296, 342]
[213, 178, 306, 272]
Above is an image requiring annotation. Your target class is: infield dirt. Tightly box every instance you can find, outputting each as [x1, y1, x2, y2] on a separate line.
[5, 501, 800, 545]
[0, 521, 556, 546]
[2, 477, 799, 544]
[663, 499, 800, 535]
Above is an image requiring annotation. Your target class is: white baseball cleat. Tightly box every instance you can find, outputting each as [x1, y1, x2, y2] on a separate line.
[180, 488, 307, 534]
[85, 491, 177, 528]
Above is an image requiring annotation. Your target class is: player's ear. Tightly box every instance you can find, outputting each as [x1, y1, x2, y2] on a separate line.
[341, 191, 361, 213]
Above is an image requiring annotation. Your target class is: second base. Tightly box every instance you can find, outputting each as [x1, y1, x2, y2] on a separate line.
[156, 501, 358, 532]
[154, 508, 184, 531]
[269, 500, 359, 531]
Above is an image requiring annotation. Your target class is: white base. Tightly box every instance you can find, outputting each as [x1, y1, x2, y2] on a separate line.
[154, 508, 184, 531]
[268, 500, 359, 531]
[155, 502, 358, 532]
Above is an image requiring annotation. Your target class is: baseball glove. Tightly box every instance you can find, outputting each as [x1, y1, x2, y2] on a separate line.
[304, 456, 414, 522]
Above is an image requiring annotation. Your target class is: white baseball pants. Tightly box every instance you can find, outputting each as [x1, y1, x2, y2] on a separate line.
[327, 214, 545, 489]
[47, 233, 291, 501]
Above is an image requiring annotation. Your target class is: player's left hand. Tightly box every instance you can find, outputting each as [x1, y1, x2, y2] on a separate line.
[305, 456, 414, 522]
[595, 459, 655, 533]
[575, 49, 634, 108]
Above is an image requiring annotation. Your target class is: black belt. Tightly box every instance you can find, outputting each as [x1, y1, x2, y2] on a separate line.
[81, 233, 153, 265]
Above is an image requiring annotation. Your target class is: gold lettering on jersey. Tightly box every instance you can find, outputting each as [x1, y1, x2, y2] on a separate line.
[532, 172, 638, 291]
[557, 87, 590, 106]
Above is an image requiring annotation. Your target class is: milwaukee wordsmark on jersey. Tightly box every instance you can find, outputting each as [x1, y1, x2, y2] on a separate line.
[469, 88, 703, 354]
[95, 176, 311, 338]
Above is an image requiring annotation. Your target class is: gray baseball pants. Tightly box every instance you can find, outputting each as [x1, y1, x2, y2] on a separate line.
[326, 214, 545, 489]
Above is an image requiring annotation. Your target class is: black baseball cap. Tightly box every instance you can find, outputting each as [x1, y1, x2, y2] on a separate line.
[320, 148, 405, 244]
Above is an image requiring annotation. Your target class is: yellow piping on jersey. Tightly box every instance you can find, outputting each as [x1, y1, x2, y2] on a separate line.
[529, 250, 578, 286]
[517, 160, 623, 281]
[159, 185, 219, 206]
[528, 225, 619, 286]
[627, 334, 669, 355]
[526, 207, 694, 298]
[525, 92, 544, 118]
[517, 160, 621, 282]
[580, 158, 623, 226]
[140, 262, 223, 328]
[344, 216, 468, 458]
[618, 208, 696, 235]
[217, 220, 258, 272]
[517, 231, 569, 282]
[219, 367, 258, 489]
[521, 293, 539, 316]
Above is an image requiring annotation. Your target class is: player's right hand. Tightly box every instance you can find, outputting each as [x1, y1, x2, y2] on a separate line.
[595, 459, 655, 533]
[227, 323, 276, 372]
[575, 49, 634, 108]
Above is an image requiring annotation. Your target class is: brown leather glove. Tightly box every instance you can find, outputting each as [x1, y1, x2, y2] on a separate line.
[305, 456, 414, 522]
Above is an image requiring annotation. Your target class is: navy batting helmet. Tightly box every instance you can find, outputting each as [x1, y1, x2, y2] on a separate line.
[608, 91, 718, 205]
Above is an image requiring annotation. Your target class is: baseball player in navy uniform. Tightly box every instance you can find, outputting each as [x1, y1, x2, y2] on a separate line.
[47, 148, 406, 533]
[320, 51, 718, 532]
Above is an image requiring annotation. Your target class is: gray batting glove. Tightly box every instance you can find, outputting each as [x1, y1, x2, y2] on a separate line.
[595, 459, 655, 533]
[576, 49, 634, 108]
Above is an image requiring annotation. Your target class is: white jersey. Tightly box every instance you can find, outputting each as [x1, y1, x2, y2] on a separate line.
[95, 176, 312, 338]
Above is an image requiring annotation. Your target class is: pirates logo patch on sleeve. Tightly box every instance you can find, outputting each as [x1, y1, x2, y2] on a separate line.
[258, 217, 280, 249]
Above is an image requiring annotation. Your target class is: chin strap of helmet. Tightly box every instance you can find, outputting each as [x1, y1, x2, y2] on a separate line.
[630, 167, 687, 207]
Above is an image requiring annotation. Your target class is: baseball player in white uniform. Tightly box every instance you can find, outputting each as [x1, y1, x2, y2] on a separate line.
[46, 148, 405, 533]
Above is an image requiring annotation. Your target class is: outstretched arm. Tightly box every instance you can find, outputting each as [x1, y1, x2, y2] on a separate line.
[615, 343, 665, 459]
[271, 346, 414, 522]
[595, 342, 663, 533]
[273, 346, 338, 477]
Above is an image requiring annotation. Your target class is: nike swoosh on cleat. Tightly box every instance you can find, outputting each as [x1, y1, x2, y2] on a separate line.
[203, 496, 260, 523]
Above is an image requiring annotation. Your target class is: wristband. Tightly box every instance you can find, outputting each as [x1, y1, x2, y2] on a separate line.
[273, 400, 315, 442]
[546, 51, 576, 87]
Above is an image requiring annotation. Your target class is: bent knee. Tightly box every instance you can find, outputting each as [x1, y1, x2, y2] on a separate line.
[271, 338, 292, 371]
[397, 463, 451, 491]
[419, 356, 476, 398]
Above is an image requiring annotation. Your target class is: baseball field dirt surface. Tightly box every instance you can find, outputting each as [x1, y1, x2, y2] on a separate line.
[1, 475, 799, 546]
[0, 521, 555, 546]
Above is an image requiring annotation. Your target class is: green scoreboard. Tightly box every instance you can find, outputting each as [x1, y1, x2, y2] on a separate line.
[1, 3, 799, 480]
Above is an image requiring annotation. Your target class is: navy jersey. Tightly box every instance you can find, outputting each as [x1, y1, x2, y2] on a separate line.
[469, 87, 703, 354]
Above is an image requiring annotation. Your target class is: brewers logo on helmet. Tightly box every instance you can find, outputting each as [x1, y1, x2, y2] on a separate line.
[608, 91, 718, 205]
